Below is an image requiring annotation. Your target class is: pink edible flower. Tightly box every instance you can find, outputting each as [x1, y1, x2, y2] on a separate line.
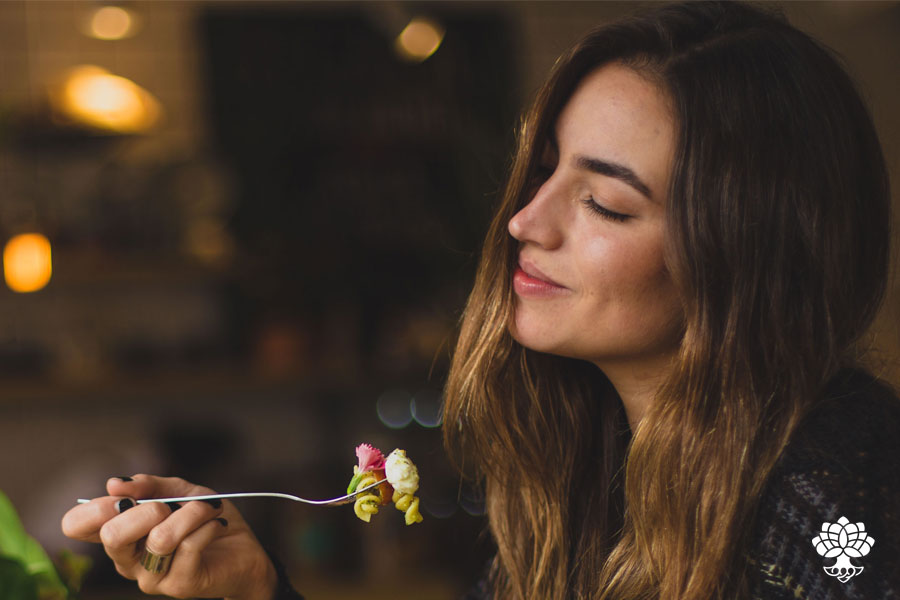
[355, 443, 385, 472]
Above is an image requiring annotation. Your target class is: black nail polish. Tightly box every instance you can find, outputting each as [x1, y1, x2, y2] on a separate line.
[166, 502, 182, 512]
[201, 498, 222, 509]
[113, 476, 134, 482]
[116, 499, 134, 513]
[216, 518, 228, 527]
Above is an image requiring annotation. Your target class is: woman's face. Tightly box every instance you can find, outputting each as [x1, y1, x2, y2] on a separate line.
[508, 63, 683, 372]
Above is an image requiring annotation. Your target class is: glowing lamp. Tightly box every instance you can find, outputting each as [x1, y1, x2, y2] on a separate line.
[57, 65, 161, 133]
[88, 6, 137, 40]
[394, 18, 444, 63]
[4, 234, 52, 293]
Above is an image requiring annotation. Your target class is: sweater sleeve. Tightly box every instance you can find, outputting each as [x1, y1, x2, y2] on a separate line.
[745, 373, 900, 599]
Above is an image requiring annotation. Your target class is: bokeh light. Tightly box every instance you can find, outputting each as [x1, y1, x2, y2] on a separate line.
[394, 17, 444, 63]
[88, 6, 137, 41]
[411, 389, 443, 428]
[421, 494, 457, 519]
[376, 389, 413, 429]
[56, 65, 161, 133]
[459, 486, 486, 516]
[460, 495, 487, 517]
[3, 234, 53, 293]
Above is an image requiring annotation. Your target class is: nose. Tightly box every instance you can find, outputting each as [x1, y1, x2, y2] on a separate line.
[507, 179, 565, 250]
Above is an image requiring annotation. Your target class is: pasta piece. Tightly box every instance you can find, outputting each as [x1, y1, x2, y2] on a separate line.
[353, 493, 381, 522]
[353, 473, 385, 522]
[392, 489, 424, 525]
[404, 496, 423, 525]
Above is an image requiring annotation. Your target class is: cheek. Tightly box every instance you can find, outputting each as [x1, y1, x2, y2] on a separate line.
[578, 235, 647, 296]
[629, 250, 683, 341]
[580, 234, 678, 313]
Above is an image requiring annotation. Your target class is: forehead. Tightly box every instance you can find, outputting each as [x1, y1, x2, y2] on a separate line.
[554, 63, 675, 200]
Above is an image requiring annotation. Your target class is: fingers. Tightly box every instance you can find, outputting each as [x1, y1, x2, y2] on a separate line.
[62, 496, 135, 543]
[107, 474, 214, 501]
[64, 474, 220, 546]
[161, 518, 228, 589]
[132, 511, 228, 599]
[100, 499, 225, 574]
[100, 500, 173, 571]
[145, 500, 225, 556]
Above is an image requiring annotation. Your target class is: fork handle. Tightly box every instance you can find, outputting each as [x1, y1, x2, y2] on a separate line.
[75, 479, 386, 506]
[75, 493, 287, 504]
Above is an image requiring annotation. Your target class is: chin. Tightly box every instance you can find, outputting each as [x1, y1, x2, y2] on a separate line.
[508, 320, 541, 352]
[508, 320, 570, 358]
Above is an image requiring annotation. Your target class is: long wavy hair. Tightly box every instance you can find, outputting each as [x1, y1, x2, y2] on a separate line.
[443, 3, 891, 599]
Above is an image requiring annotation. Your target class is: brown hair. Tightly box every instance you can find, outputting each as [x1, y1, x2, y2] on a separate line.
[443, 2, 891, 599]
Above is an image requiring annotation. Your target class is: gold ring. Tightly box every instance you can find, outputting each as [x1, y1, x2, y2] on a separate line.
[139, 546, 174, 575]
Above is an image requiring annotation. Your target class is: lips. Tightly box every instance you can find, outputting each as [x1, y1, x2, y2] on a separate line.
[518, 258, 565, 288]
[513, 258, 569, 297]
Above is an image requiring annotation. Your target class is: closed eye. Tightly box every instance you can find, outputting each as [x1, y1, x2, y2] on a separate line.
[582, 197, 630, 222]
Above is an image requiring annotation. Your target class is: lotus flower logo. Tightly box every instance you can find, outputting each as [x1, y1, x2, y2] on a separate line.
[811, 516, 874, 583]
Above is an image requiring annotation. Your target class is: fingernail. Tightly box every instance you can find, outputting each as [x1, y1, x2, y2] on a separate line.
[112, 476, 134, 482]
[116, 499, 134, 513]
[216, 518, 228, 527]
[201, 498, 222, 509]
[166, 502, 182, 512]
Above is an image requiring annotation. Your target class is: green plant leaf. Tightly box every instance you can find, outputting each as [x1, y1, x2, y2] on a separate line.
[0, 491, 67, 599]
[0, 491, 30, 557]
[0, 556, 38, 600]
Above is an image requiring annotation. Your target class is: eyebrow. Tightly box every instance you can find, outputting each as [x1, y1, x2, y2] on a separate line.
[546, 134, 656, 201]
[573, 154, 654, 201]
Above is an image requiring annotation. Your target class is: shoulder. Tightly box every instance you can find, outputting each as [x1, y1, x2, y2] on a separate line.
[788, 368, 900, 459]
[746, 369, 900, 599]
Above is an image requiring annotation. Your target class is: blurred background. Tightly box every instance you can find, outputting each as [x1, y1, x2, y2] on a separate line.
[0, 1, 897, 599]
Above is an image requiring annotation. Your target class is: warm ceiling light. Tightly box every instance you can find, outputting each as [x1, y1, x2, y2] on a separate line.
[56, 65, 161, 133]
[394, 17, 444, 63]
[89, 6, 135, 40]
[4, 234, 53, 293]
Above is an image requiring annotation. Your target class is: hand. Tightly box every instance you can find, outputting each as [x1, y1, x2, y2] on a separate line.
[61, 475, 277, 600]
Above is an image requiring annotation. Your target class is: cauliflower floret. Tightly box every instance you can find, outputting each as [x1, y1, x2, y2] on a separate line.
[385, 449, 419, 495]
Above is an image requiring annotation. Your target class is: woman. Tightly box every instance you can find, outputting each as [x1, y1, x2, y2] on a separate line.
[62, 2, 900, 599]
[445, 2, 899, 599]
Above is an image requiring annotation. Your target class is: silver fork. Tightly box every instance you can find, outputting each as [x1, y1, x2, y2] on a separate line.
[76, 479, 387, 507]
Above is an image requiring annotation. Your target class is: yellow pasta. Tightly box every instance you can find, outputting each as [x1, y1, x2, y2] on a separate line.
[353, 472, 383, 522]
[392, 489, 424, 525]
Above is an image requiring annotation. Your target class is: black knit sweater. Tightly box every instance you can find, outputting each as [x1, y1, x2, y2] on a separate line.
[459, 369, 900, 600]
[744, 369, 900, 599]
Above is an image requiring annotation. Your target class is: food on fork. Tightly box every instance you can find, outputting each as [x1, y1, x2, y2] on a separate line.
[385, 448, 423, 525]
[346, 443, 423, 525]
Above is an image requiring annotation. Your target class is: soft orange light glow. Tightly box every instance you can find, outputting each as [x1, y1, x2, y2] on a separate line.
[184, 218, 234, 264]
[4, 234, 52, 293]
[57, 65, 161, 133]
[89, 6, 135, 40]
[394, 18, 444, 63]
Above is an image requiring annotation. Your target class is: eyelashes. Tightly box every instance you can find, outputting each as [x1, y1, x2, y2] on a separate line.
[581, 197, 631, 222]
